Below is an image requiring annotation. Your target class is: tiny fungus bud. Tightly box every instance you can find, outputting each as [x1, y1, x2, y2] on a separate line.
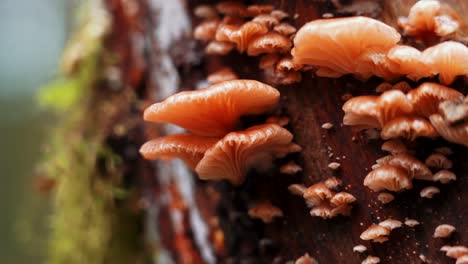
[434, 224, 456, 238]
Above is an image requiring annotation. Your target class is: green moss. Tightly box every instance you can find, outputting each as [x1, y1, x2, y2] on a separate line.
[37, 1, 146, 263]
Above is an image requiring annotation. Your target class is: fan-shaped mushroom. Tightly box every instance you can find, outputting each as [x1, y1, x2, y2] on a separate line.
[381, 116, 438, 140]
[433, 170, 456, 184]
[195, 124, 298, 185]
[280, 161, 302, 174]
[360, 224, 391, 243]
[364, 165, 412, 192]
[377, 192, 394, 204]
[425, 153, 453, 169]
[215, 21, 268, 52]
[434, 224, 456, 238]
[405, 219, 420, 227]
[140, 134, 218, 169]
[288, 183, 307, 196]
[252, 14, 279, 29]
[378, 219, 402, 230]
[303, 182, 334, 206]
[407, 82, 463, 117]
[330, 192, 356, 206]
[247, 32, 292, 56]
[430, 114, 468, 146]
[144, 80, 280, 137]
[216, 1, 247, 17]
[292, 16, 400, 79]
[205, 41, 235, 55]
[248, 201, 283, 223]
[421, 41, 468, 85]
[246, 5, 274, 17]
[376, 153, 432, 180]
[274, 23, 297, 36]
[381, 139, 408, 154]
[194, 20, 220, 41]
[439, 97, 468, 125]
[386, 45, 430, 81]
[398, 0, 460, 38]
[362, 255, 380, 264]
[441, 245, 468, 259]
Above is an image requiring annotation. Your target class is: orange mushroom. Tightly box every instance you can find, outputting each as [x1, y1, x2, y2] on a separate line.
[376, 153, 432, 181]
[438, 97, 468, 125]
[144, 80, 280, 137]
[421, 41, 468, 85]
[248, 201, 283, 223]
[245, 5, 275, 17]
[381, 116, 438, 140]
[215, 1, 247, 17]
[360, 224, 391, 243]
[381, 139, 408, 154]
[193, 20, 220, 41]
[398, 0, 460, 38]
[441, 245, 468, 259]
[247, 32, 292, 56]
[425, 153, 453, 169]
[205, 41, 235, 55]
[274, 23, 297, 36]
[140, 134, 219, 169]
[364, 165, 412, 192]
[433, 170, 456, 184]
[252, 14, 279, 29]
[420, 186, 440, 198]
[280, 161, 302, 174]
[378, 219, 402, 230]
[195, 124, 298, 185]
[386, 45, 431, 81]
[406, 82, 463, 117]
[292, 16, 400, 79]
[362, 255, 381, 264]
[377, 192, 394, 204]
[303, 182, 334, 206]
[215, 21, 268, 52]
[429, 114, 468, 146]
[434, 224, 456, 238]
[194, 5, 219, 19]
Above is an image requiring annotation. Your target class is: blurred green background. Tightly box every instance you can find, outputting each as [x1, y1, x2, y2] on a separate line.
[0, 0, 70, 262]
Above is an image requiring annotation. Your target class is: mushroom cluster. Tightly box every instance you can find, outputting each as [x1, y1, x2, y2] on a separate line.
[247, 201, 283, 223]
[360, 219, 402, 243]
[140, 80, 300, 185]
[365, 140, 457, 196]
[292, 16, 468, 84]
[440, 245, 468, 264]
[398, 0, 461, 39]
[342, 82, 464, 141]
[193, 2, 302, 85]
[430, 96, 468, 146]
[288, 177, 356, 219]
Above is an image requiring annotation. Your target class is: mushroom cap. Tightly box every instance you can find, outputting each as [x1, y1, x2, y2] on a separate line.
[381, 116, 438, 140]
[425, 153, 453, 169]
[422, 41, 468, 85]
[353, 244, 367, 253]
[303, 182, 334, 206]
[215, 21, 269, 52]
[420, 186, 440, 198]
[330, 192, 356, 206]
[379, 219, 402, 230]
[360, 224, 391, 241]
[434, 224, 456, 238]
[456, 254, 468, 264]
[407, 82, 463, 117]
[292, 16, 400, 78]
[252, 14, 279, 29]
[378, 153, 433, 180]
[429, 114, 468, 146]
[247, 32, 292, 56]
[276, 56, 303, 72]
[309, 204, 334, 219]
[215, 1, 247, 17]
[270, 10, 289, 20]
[259, 53, 280, 69]
[194, 20, 220, 41]
[438, 98, 468, 125]
[274, 22, 297, 36]
[377, 192, 395, 204]
[205, 41, 235, 55]
[139, 134, 219, 169]
[404, 219, 420, 227]
[248, 201, 283, 223]
[245, 5, 275, 17]
[342, 95, 380, 128]
[441, 245, 468, 259]
[362, 255, 380, 264]
[195, 124, 295, 185]
[386, 45, 431, 81]
[207, 67, 239, 84]
[377, 90, 414, 126]
[144, 80, 280, 137]
[381, 139, 408, 154]
[364, 165, 412, 192]
[433, 170, 456, 184]
[324, 177, 342, 190]
[288, 183, 307, 196]
[280, 161, 302, 174]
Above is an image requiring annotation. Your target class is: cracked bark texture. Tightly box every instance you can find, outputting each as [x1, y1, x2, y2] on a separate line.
[102, 0, 468, 263]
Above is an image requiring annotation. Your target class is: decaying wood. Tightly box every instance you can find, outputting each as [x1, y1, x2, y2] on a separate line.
[102, 0, 468, 263]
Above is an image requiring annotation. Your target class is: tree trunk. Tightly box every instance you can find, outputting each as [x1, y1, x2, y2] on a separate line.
[48, 0, 467, 263]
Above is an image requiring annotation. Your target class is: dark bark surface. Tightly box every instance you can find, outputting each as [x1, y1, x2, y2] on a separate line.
[104, 0, 468, 263]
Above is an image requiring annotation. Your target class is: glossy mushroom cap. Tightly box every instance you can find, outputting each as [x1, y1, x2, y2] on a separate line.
[425, 153, 453, 169]
[441, 245, 468, 259]
[381, 139, 408, 154]
[420, 186, 440, 198]
[139, 134, 219, 169]
[207, 67, 239, 84]
[377, 153, 432, 181]
[195, 124, 297, 185]
[342, 95, 380, 128]
[386, 45, 431, 81]
[378, 219, 402, 230]
[303, 182, 334, 206]
[205, 41, 235, 55]
[381, 116, 438, 140]
[434, 224, 456, 238]
[215, 21, 268, 52]
[144, 80, 280, 137]
[433, 170, 456, 184]
[430, 114, 468, 146]
[364, 165, 412, 192]
[407, 82, 463, 117]
[421, 41, 468, 85]
[194, 20, 220, 41]
[292, 16, 400, 78]
[377, 192, 394, 204]
[247, 32, 292, 56]
[360, 224, 391, 243]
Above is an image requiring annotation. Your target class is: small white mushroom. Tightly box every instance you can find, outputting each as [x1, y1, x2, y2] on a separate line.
[353, 244, 367, 253]
[377, 192, 394, 204]
[321, 122, 334, 129]
[328, 162, 341, 170]
[434, 224, 456, 238]
[405, 219, 420, 227]
[433, 170, 456, 184]
[362, 255, 380, 264]
[420, 186, 440, 198]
